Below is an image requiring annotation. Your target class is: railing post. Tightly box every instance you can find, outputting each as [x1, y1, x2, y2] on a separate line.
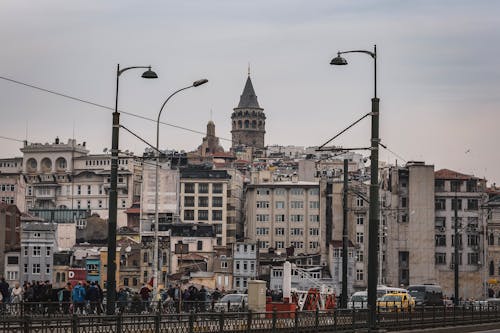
[219, 311, 225, 333]
[189, 311, 195, 333]
[71, 314, 78, 333]
[352, 307, 356, 331]
[117, 313, 122, 333]
[315, 308, 319, 330]
[247, 309, 252, 333]
[421, 305, 425, 327]
[333, 309, 337, 331]
[155, 311, 161, 333]
[272, 309, 277, 333]
[23, 316, 30, 333]
[295, 309, 299, 333]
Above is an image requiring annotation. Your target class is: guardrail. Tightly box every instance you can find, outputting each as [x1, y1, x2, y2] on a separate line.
[1, 303, 500, 332]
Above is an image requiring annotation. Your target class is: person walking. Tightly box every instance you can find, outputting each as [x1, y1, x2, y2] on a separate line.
[72, 282, 86, 314]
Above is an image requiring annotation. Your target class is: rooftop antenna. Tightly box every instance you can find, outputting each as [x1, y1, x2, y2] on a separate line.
[248, 62, 251, 77]
[210, 109, 213, 122]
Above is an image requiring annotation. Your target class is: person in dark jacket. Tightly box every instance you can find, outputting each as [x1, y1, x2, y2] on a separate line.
[87, 282, 100, 314]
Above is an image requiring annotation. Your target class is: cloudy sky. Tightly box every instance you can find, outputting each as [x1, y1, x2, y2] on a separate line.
[1, 1, 499, 183]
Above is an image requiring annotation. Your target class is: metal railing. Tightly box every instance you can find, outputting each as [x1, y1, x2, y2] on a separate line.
[1, 303, 500, 332]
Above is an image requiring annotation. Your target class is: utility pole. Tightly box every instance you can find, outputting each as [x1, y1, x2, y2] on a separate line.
[341, 159, 349, 308]
[454, 180, 460, 305]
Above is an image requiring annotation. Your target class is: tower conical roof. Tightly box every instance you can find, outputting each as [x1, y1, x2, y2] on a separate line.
[237, 76, 260, 108]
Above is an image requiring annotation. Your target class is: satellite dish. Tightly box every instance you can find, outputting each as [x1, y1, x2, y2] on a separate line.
[103, 148, 108, 153]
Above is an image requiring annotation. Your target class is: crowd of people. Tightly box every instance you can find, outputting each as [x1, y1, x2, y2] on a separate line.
[0, 277, 226, 316]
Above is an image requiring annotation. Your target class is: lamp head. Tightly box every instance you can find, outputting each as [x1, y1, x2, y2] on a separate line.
[330, 53, 348, 66]
[193, 79, 208, 87]
[141, 67, 159, 79]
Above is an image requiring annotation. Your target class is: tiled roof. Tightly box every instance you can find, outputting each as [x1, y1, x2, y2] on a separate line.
[237, 76, 260, 109]
[435, 168, 477, 180]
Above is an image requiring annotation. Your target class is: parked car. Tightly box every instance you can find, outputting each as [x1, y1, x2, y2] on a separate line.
[214, 294, 248, 312]
[376, 292, 415, 312]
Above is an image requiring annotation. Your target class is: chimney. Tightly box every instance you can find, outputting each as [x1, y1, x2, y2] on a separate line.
[291, 173, 299, 183]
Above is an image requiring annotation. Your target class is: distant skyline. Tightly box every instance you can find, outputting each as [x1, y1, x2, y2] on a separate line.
[1, 1, 499, 183]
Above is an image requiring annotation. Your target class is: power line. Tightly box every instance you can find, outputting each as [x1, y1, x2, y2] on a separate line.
[0, 135, 24, 143]
[0, 75, 234, 144]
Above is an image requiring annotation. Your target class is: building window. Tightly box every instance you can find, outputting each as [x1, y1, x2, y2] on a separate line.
[467, 199, 478, 211]
[309, 215, 319, 223]
[185, 183, 195, 193]
[184, 196, 195, 207]
[7, 256, 18, 265]
[212, 183, 223, 194]
[451, 198, 462, 210]
[290, 228, 303, 236]
[467, 234, 480, 246]
[198, 196, 209, 207]
[435, 235, 446, 246]
[24, 264, 28, 273]
[451, 235, 463, 247]
[275, 241, 285, 249]
[212, 210, 223, 221]
[212, 197, 223, 207]
[257, 188, 271, 195]
[24, 247, 28, 256]
[451, 180, 461, 192]
[356, 232, 364, 244]
[290, 188, 304, 195]
[468, 253, 480, 265]
[309, 241, 319, 249]
[275, 214, 285, 222]
[235, 261, 240, 270]
[290, 201, 304, 209]
[256, 227, 269, 235]
[221, 261, 228, 269]
[46, 247, 51, 256]
[77, 200, 81, 209]
[275, 201, 285, 209]
[356, 269, 364, 281]
[87, 185, 91, 195]
[309, 188, 319, 195]
[7, 271, 18, 281]
[256, 201, 270, 208]
[435, 180, 445, 192]
[32, 264, 41, 274]
[133, 278, 138, 286]
[256, 214, 269, 222]
[77, 185, 81, 195]
[435, 198, 446, 210]
[259, 241, 269, 249]
[143, 252, 149, 263]
[356, 215, 364, 225]
[401, 197, 408, 208]
[356, 250, 364, 262]
[290, 241, 303, 249]
[290, 215, 304, 222]
[121, 200, 126, 208]
[356, 196, 365, 207]
[309, 228, 319, 236]
[98, 200, 103, 208]
[33, 246, 41, 256]
[451, 253, 463, 266]
[198, 183, 209, 193]
[275, 228, 285, 235]
[87, 200, 91, 209]
[435, 252, 446, 264]
[197, 241, 203, 251]
[274, 189, 286, 195]
[435, 217, 446, 228]
[46, 264, 51, 274]
[184, 210, 195, 220]
[198, 210, 209, 220]
[309, 201, 320, 209]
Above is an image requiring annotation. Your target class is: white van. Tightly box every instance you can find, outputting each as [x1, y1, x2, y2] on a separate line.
[348, 291, 368, 309]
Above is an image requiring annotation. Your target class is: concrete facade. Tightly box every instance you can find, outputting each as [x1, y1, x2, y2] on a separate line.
[20, 222, 57, 283]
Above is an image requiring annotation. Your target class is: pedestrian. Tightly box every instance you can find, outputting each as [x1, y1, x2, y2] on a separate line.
[72, 282, 86, 314]
[0, 277, 10, 305]
[87, 282, 99, 314]
[139, 284, 151, 312]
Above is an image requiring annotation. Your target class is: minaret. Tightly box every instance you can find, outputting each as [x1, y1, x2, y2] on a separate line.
[231, 73, 266, 149]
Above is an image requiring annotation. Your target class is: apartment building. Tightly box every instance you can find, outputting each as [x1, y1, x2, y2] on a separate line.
[0, 203, 21, 277]
[434, 169, 488, 298]
[381, 162, 436, 288]
[485, 192, 500, 297]
[20, 222, 57, 283]
[179, 167, 232, 247]
[245, 175, 324, 262]
[0, 138, 140, 228]
[233, 242, 258, 292]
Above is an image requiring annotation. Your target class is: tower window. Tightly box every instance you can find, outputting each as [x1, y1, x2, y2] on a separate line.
[238, 120, 242, 128]
[244, 120, 249, 128]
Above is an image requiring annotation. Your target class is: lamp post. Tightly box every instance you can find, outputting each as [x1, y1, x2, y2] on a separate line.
[153, 79, 208, 301]
[330, 45, 379, 330]
[107, 64, 158, 315]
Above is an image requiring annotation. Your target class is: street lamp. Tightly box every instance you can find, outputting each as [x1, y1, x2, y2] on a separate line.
[330, 45, 379, 329]
[153, 78, 208, 301]
[107, 64, 158, 315]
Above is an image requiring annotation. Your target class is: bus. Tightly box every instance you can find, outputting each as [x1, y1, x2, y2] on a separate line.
[407, 284, 444, 306]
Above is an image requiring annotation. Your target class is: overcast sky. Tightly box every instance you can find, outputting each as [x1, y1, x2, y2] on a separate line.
[1, 0, 499, 184]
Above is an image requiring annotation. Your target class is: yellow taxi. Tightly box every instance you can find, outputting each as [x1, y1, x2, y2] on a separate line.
[376, 292, 415, 312]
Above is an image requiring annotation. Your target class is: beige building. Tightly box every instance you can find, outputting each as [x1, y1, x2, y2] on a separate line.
[179, 168, 232, 247]
[434, 169, 488, 299]
[485, 192, 500, 297]
[245, 174, 325, 263]
[381, 162, 436, 288]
